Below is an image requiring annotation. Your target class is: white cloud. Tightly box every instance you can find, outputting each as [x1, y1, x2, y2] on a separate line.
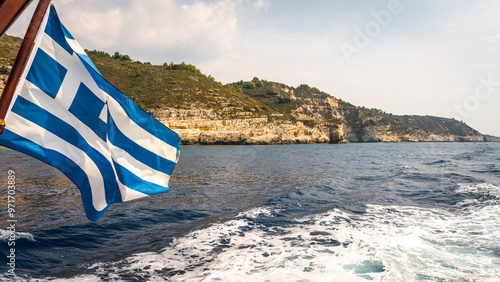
[484, 34, 500, 42]
[252, 0, 270, 11]
[46, 0, 268, 64]
[6, 0, 269, 65]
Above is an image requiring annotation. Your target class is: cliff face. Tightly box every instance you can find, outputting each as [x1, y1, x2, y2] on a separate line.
[485, 135, 500, 142]
[235, 81, 486, 143]
[152, 108, 330, 145]
[341, 116, 485, 143]
[343, 126, 485, 142]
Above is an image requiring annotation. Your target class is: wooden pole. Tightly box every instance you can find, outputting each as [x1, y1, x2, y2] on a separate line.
[0, 0, 33, 39]
[0, 0, 51, 134]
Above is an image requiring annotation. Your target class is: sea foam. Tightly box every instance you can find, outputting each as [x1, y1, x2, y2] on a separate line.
[82, 199, 500, 281]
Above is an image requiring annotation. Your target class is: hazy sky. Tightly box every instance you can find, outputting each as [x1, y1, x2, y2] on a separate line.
[8, 0, 500, 136]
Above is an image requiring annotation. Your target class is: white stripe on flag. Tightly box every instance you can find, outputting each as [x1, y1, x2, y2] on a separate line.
[107, 96, 180, 163]
[7, 112, 108, 211]
[108, 142, 171, 190]
[116, 181, 148, 202]
[66, 38, 86, 55]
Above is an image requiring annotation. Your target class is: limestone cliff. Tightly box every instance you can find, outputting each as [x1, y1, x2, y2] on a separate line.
[485, 135, 500, 142]
[152, 108, 329, 145]
[235, 80, 487, 143]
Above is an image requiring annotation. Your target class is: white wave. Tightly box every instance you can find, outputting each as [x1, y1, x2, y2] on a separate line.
[455, 182, 500, 197]
[0, 229, 35, 242]
[0, 275, 32, 282]
[354, 204, 500, 281]
[62, 200, 500, 281]
[237, 206, 276, 219]
[0, 274, 105, 282]
[455, 183, 500, 209]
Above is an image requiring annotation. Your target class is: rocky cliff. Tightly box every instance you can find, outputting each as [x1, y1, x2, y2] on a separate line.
[485, 135, 500, 142]
[233, 80, 486, 143]
[152, 108, 329, 145]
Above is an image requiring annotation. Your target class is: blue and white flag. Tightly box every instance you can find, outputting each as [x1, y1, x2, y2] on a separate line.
[0, 5, 181, 221]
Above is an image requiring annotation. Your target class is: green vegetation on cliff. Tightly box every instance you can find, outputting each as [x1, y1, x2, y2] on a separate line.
[86, 50, 274, 119]
[0, 35, 21, 66]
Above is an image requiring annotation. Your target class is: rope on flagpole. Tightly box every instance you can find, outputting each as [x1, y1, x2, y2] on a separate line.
[0, 0, 51, 134]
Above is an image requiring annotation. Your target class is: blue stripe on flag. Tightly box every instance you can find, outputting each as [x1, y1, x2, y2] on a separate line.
[108, 115, 177, 175]
[0, 129, 109, 221]
[11, 96, 122, 205]
[68, 83, 107, 141]
[60, 22, 75, 40]
[26, 49, 67, 99]
[77, 56, 182, 150]
[77, 54, 101, 75]
[113, 160, 169, 195]
[44, 6, 73, 55]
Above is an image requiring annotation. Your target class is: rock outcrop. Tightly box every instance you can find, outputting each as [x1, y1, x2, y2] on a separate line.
[152, 108, 330, 145]
[343, 125, 485, 142]
[485, 135, 500, 142]
[0, 65, 10, 93]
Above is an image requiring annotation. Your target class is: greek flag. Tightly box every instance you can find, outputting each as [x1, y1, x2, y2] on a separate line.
[0, 5, 181, 221]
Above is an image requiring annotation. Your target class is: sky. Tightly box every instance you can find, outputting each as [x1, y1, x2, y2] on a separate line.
[7, 0, 500, 136]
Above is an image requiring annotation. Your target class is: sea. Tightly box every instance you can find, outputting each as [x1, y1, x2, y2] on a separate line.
[0, 142, 499, 281]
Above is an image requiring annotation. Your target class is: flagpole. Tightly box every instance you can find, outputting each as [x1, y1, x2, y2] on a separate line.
[0, 0, 34, 39]
[0, 0, 51, 134]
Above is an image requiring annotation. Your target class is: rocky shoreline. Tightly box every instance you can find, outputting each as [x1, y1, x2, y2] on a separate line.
[152, 108, 488, 145]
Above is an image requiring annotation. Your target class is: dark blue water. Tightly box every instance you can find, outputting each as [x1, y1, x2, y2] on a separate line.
[1, 143, 499, 281]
